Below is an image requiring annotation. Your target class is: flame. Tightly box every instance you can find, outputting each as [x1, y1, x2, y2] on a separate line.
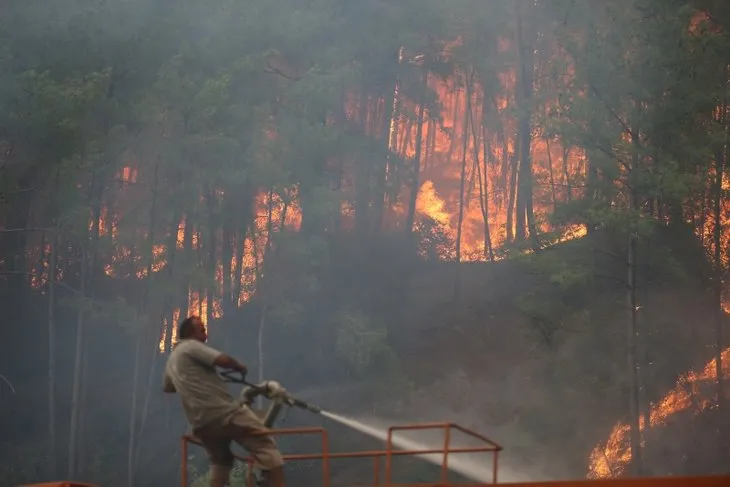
[159, 308, 182, 352]
[159, 317, 170, 353]
[155, 189, 300, 352]
[588, 348, 730, 478]
[388, 64, 586, 257]
[416, 180, 452, 228]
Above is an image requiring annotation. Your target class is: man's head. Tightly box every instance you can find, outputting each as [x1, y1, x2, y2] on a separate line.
[178, 315, 207, 343]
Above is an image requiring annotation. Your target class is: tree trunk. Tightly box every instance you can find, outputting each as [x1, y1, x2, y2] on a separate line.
[474, 89, 494, 262]
[68, 170, 103, 477]
[77, 342, 91, 476]
[545, 138, 558, 214]
[47, 224, 58, 479]
[425, 118, 436, 171]
[133, 308, 166, 475]
[164, 207, 182, 352]
[373, 51, 403, 233]
[454, 71, 473, 298]
[627, 128, 643, 476]
[46, 168, 61, 479]
[562, 146, 572, 202]
[180, 215, 194, 316]
[713, 96, 726, 413]
[206, 188, 217, 330]
[127, 328, 143, 487]
[505, 143, 519, 243]
[257, 302, 267, 409]
[128, 161, 159, 487]
[67, 243, 88, 478]
[355, 93, 373, 236]
[514, 0, 536, 245]
[406, 71, 428, 237]
[447, 86, 461, 161]
[627, 217, 643, 476]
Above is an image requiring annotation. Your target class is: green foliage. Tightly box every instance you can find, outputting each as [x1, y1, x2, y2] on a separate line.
[333, 309, 390, 375]
[515, 247, 593, 345]
[189, 459, 250, 487]
[414, 216, 456, 261]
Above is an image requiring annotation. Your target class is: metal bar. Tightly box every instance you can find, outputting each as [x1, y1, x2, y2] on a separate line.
[246, 459, 254, 487]
[387, 422, 451, 431]
[181, 436, 188, 487]
[492, 448, 499, 484]
[321, 428, 330, 487]
[450, 423, 503, 451]
[373, 456, 380, 486]
[270, 446, 497, 462]
[385, 427, 394, 486]
[184, 436, 497, 461]
[184, 426, 326, 444]
[440, 424, 451, 484]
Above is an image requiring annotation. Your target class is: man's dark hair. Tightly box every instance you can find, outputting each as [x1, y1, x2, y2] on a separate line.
[178, 316, 200, 339]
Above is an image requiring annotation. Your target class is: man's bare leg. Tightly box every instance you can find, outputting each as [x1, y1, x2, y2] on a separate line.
[210, 465, 231, 487]
[263, 466, 285, 487]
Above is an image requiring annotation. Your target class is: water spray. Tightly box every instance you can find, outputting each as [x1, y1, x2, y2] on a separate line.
[220, 371, 496, 484]
[320, 411, 497, 484]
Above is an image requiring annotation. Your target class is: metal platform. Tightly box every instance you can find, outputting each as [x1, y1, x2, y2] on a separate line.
[181, 422, 501, 486]
[179, 422, 730, 487]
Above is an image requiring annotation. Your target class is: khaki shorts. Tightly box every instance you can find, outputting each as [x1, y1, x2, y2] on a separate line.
[194, 407, 284, 471]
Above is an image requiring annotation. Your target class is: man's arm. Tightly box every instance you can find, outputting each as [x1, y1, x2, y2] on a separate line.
[213, 353, 248, 373]
[186, 341, 247, 373]
[163, 372, 176, 394]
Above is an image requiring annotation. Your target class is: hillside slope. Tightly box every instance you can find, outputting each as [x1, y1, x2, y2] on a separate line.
[305, 228, 728, 480]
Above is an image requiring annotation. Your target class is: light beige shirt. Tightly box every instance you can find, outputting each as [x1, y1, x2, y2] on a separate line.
[163, 339, 239, 430]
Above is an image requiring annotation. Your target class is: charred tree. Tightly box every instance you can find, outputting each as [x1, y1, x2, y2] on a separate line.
[68, 175, 101, 477]
[712, 96, 726, 413]
[514, 0, 537, 246]
[128, 161, 160, 486]
[505, 145, 519, 243]
[46, 170, 61, 479]
[454, 70, 473, 298]
[406, 70, 429, 238]
[562, 146, 572, 202]
[627, 128, 643, 476]
[476, 84, 495, 262]
[545, 138, 558, 214]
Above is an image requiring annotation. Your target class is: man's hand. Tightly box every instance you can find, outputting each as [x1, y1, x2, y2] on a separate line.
[163, 374, 176, 394]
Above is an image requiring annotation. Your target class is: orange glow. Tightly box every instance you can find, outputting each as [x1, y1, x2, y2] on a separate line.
[177, 219, 185, 249]
[388, 62, 586, 258]
[238, 236, 257, 306]
[159, 308, 182, 352]
[29, 243, 52, 290]
[416, 180, 452, 228]
[121, 166, 138, 183]
[588, 348, 730, 478]
[158, 317, 170, 353]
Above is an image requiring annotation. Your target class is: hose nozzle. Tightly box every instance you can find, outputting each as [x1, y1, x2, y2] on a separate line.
[288, 397, 322, 414]
[239, 379, 322, 414]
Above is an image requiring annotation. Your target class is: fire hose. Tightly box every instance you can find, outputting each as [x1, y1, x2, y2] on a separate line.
[219, 370, 322, 428]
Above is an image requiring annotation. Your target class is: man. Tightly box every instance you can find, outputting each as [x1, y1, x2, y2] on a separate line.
[163, 316, 285, 487]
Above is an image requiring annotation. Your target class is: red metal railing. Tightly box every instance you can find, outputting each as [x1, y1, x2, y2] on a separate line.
[180, 422, 502, 486]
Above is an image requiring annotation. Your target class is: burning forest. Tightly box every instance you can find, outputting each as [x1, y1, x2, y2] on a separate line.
[1, 0, 730, 486]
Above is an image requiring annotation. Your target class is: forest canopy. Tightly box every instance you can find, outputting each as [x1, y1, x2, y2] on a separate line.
[1, 0, 730, 485]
